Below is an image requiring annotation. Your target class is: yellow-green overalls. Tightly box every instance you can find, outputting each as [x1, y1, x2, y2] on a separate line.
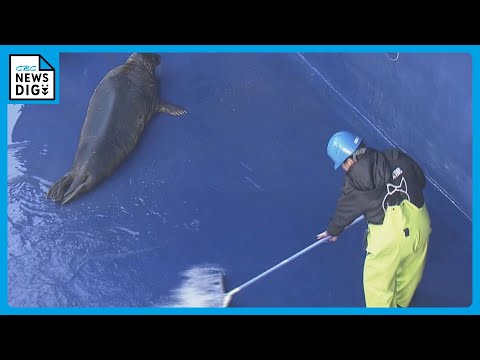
[364, 199, 431, 307]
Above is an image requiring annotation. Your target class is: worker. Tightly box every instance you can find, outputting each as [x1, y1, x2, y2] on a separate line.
[316, 130, 432, 307]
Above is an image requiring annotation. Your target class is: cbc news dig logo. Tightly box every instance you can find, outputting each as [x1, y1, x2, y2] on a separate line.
[9, 54, 56, 101]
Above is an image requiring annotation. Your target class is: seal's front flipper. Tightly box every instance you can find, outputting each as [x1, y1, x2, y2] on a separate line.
[157, 102, 187, 116]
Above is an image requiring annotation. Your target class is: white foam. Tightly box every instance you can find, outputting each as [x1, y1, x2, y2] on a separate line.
[164, 265, 226, 308]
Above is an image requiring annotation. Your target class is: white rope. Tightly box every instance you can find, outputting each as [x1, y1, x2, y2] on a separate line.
[386, 52, 400, 61]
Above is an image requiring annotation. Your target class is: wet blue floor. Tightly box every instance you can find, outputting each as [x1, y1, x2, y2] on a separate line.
[7, 53, 472, 308]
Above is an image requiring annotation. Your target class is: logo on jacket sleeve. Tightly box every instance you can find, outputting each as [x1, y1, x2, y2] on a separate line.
[392, 167, 403, 180]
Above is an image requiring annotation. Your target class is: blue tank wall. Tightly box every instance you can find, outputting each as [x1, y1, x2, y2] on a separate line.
[298, 52, 472, 218]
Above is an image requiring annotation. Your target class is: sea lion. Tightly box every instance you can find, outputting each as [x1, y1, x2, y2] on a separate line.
[47, 53, 186, 205]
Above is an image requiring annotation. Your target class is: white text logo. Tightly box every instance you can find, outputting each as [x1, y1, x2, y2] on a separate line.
[10, 54, 55, 101]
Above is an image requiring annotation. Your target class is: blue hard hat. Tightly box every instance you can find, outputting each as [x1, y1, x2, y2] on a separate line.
[327, 131, 363, 170]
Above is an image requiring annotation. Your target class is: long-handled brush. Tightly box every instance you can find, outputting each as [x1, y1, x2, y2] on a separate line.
[169, 216, 364, 307]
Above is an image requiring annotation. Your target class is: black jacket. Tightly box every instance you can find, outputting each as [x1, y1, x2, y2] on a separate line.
[326, 148, 426, 236]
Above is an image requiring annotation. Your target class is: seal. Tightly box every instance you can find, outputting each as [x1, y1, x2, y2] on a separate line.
[47, 53, 186, 205]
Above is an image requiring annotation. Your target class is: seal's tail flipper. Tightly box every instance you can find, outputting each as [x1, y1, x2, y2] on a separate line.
[61, 173, 92, 205]
[157, 102, 187, 116]
[47, 172, 75, 202]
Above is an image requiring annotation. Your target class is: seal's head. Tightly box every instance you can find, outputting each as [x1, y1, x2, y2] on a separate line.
[127, 53, 161, 72]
